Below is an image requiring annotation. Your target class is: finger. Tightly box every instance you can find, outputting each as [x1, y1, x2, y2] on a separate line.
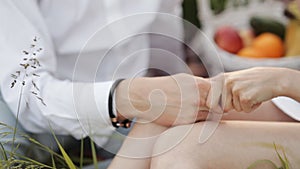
[240, 90, 261, 113]
[222, 83, 233, 112]
[250, 102, 262, 112]
[240, 94, 253, 113]
[198, 79, 210, 108]
[232, 90, 242, 112]
[241, 103, 252, 113]
[196, 110, 209, 121]
[206, 74, 224, 109]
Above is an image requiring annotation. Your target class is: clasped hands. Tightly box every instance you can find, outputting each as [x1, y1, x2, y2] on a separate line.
[116, 67, 289, 127]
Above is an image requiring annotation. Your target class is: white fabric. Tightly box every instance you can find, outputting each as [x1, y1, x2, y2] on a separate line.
[272, 97, 300, 121]
[0, 0, 184, 146]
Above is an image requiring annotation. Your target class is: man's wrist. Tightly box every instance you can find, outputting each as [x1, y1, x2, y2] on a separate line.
[115, 78, 151, 120]
[109, 79, 132, 128]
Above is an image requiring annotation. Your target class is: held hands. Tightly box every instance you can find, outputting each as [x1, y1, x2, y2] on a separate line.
[115, 67, 293, 127]
[208, 67, 291, 113]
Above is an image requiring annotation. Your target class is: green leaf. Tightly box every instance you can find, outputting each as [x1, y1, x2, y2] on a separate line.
[247, 159, 278, 169]
[274, 143, 285, 166]
[80, 138, 84, 169]
[51, 152, 56, 169]
[283, 149, 291, 169]
[90, 139, 98, 169]
[25, 136, 66, 164]
[11, 152, 53, 168]
[52, 132, 77, 169]
[0, 141, 8, 160]
[273, 143, 290, 169]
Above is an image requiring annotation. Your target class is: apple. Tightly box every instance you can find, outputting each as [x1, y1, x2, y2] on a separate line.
[214, 26, 244, 54]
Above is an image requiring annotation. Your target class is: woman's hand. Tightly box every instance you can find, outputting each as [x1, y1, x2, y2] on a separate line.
[222, 67, 291, 113]
[116, 73, 211, 127]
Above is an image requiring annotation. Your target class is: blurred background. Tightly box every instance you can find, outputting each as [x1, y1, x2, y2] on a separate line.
[182, 0, 300, 77]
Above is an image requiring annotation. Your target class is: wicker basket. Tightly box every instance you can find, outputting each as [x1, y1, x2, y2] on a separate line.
[196, 0, 300, 73]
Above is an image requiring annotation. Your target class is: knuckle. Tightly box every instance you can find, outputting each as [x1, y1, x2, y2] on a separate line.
[246, 109, 252, 114]
[240, 93, 253, 105]
[206, 100, 211, 109]
[204, 82, 211, 91]
[233, 100, 242, 111]
[225, 76, 234, 85]
[199, 99, 205, 107]
[224, 103, 233, 112]
[235, 106, 242, 112]
[242, 104, 252, 113]
[232, 86, 240, 95]
[198, 111, 209, 120]
[240, 96, 250, 104]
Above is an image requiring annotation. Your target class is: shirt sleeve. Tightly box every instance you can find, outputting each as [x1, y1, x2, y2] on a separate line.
[0, 0, 114, 146]
[272, 97, 300, 121]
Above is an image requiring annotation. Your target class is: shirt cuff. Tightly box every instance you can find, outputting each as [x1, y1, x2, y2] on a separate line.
[94, 81, 115, 127]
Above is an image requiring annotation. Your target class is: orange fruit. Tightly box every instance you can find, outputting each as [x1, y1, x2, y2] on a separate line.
[237, 47, 266, 59]
[252, 33, 284, 58]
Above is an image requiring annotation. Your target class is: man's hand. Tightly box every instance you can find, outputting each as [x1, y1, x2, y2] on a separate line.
[115, 73, 211, 126]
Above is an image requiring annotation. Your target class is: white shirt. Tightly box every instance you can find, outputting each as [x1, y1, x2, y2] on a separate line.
[0, 0, 185, 146]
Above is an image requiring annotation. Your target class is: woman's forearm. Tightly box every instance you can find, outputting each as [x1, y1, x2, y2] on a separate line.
[281, 68, 300, 102]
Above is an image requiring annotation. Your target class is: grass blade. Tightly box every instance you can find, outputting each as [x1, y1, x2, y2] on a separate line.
[80, 138, 84, 169]
[90, 139, 98, 169]
[247, 159, 278, 169]
[274, 144, 285, 166]
[273, 143, 290, 169]
[26, 136, 64, 160]
[51, 152, 56, 169]
[52, 132, 77, 169]
[283, 149, 291, 169]
[0, 141, 8, 160]
[11, 152, 53, 168]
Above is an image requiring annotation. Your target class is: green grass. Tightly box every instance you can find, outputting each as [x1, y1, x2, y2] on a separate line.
[0, 123, 103, 169]
[247, 143, 292, 169]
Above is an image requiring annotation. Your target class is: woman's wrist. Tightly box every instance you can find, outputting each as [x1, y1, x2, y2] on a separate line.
[282, 68, 300, 101]
[274, 68, 291, 97]
[273, 68, 300, 101]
